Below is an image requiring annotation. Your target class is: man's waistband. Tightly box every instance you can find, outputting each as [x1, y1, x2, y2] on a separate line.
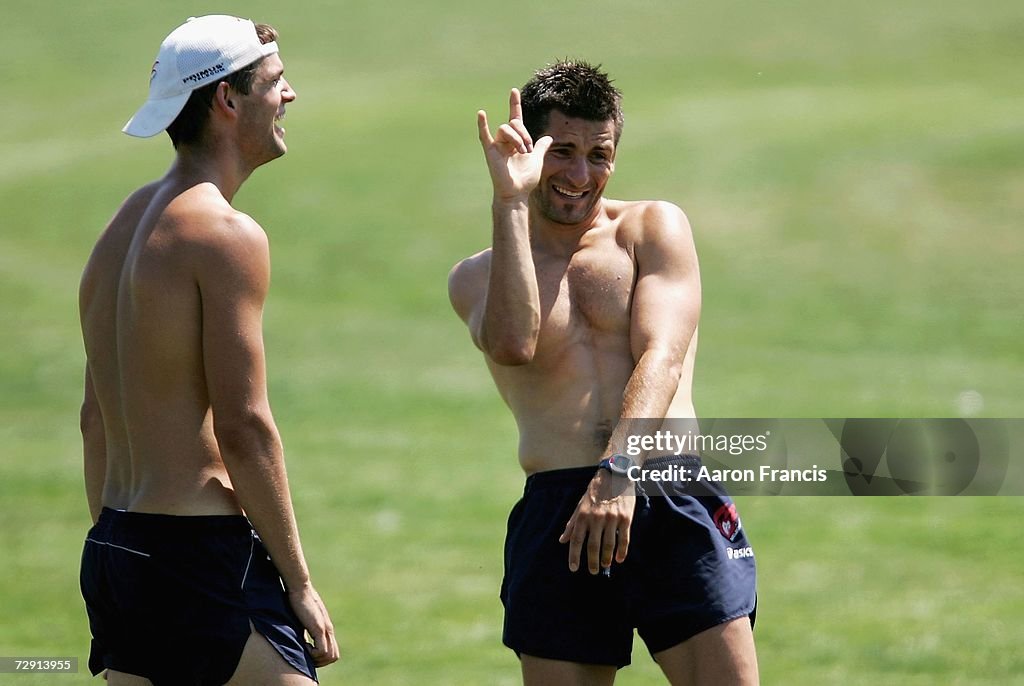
[92, 506, 252, 537]
[523, 454, 701, 493]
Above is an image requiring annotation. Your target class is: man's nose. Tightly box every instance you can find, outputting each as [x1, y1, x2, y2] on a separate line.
[282, 77, 297, 102]
[564, 156, 588, 186]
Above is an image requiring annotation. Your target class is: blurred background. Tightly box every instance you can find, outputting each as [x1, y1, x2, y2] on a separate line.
[2, 0, 1021, 683]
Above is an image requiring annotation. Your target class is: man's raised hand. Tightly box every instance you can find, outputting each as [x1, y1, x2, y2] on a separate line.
[477, 88, 552, 202]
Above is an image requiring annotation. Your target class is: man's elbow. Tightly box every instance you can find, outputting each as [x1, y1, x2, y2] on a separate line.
[485, 337, 537, 366]
[641, 348, 685, 383]
[80, 399, 103, 439]
[213, 410, 280, 463]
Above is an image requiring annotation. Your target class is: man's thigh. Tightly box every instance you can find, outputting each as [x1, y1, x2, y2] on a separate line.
[226, 630, 317, 686]
[502, 468, 633, 667]
[521, 654, 617, 686]
[105, 671, 153, 685]
[651, 617, 758, 686]
[103, 630, 314, 686]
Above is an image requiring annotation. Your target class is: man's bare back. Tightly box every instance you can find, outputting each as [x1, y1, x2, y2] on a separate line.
[80, 180, 257, 516]
[451, 198, 699, 474]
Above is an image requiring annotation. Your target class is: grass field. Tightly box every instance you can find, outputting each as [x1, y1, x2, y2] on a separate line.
[2, 0, 1023, 683]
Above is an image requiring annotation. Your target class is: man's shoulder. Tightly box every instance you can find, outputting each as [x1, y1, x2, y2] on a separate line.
[605, 198, 692, 247]
[134, 186, 268, 290]
[607, 198, 687, 226]
[169, 185, 260, 239]
[151, 192, 266, 273]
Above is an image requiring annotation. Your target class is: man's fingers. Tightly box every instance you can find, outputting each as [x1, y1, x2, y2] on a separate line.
[319, 619, 340, 665]
[496, 124, 529, 154]
[615, 519, 631, 564]
[507, 118, 534, 152]
[314, 630, 340, 666]
[564, 521, 586, 573]
[600, 521, 618, 569]
[585, 525, 605, 575]
[311, 639, 330, 666]
[558, 512, 576, 544]
[509, 88, 523, 124]
[294, 590, 339, 667]
[568, 532, 585, 573]
[477, 110, 494, 146]
[532, 135, 553, 158]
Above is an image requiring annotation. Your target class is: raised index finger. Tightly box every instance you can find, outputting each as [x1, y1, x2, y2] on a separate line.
[509, 88, 523, 123]
[477, 110, 494, 146]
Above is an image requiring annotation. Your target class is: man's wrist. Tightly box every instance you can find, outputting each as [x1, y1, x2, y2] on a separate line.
[598, 454, 636, 477]
[286, 578, 312, 594]
[492, 195, 530, 211]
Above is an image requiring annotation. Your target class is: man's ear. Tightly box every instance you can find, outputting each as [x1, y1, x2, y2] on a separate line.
[213, 81, 237, 116]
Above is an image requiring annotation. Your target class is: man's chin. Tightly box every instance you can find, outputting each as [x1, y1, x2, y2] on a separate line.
[546, 203, 596, 226]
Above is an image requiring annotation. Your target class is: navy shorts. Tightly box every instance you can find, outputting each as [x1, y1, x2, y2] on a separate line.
[500, 455, 757, 668]
[80, 508, 317, 685]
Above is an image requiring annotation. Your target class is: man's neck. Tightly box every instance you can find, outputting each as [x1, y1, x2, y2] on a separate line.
[169, 141, 253, 203]
[529, 198, 609, 257]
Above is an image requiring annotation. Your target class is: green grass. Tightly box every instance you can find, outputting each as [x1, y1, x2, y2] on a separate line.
[2, 0, 1023, 683]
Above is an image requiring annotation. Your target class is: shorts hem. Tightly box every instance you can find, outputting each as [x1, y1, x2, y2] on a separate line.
[251, 620, 318, 682]
[504, 639, 631, 669]
[642, 606, 756, 657]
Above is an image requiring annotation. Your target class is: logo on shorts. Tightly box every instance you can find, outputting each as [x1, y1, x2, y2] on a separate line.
[713, 503, 741, 542]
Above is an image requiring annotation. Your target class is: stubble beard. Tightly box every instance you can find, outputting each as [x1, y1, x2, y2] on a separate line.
[534, 185, 601, 227]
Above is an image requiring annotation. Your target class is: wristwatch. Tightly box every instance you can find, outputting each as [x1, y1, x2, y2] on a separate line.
[598, 454, 635, 477]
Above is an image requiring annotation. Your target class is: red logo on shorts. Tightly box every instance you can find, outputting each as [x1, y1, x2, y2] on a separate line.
[713, 503, 741, 542]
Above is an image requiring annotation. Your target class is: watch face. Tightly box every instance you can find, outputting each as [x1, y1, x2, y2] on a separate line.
[608, 454, 633, 474]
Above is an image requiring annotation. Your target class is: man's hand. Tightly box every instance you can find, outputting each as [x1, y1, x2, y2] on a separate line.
[559, 470, 636, 574]
[477, 88, 553, 202]
[287, 583, 340, 667]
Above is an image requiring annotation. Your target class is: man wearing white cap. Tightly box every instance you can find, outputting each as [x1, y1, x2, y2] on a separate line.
[79, 15, 339, 684]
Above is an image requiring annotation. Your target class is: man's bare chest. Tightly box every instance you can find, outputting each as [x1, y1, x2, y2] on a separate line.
[534, 244, 635, 339]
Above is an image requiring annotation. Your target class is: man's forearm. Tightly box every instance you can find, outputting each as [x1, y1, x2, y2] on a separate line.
[481, 198, 541, 365]
[604, 348, 685, 464]
[216, 418, 311, 590]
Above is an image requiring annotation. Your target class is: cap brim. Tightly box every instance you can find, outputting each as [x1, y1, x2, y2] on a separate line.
[123, 91, 192, 138]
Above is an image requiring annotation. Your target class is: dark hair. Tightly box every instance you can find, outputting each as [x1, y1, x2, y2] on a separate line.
[520, 60, 623, 143]
[166, 23, 279, 148]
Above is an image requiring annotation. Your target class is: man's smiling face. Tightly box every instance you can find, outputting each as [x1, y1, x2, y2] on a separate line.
[533, 110, 617, 227]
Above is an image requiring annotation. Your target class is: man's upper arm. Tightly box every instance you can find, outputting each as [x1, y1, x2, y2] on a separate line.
[630, 202, 701, 364]
[195, 213, 274, 428]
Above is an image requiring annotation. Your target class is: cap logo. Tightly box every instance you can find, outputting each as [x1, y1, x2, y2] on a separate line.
[182, 63, 226, 86]
[150, 60, 159, 83]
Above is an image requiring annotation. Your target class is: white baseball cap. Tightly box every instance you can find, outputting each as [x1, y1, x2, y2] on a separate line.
[123, 15, 279, 138]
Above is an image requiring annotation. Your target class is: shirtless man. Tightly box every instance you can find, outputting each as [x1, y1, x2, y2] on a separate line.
[449, 61, 758, 685]
[78, 16, 338, 684]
